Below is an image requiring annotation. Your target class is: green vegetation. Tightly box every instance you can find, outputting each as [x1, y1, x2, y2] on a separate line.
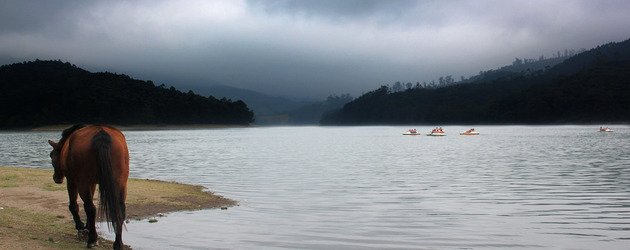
[0, 174, 19, 187]
[322, 39, 630, 125]
[0, 60, 254, 128]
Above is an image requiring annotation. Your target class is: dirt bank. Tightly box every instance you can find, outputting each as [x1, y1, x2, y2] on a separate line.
[0, 166, 236, 249]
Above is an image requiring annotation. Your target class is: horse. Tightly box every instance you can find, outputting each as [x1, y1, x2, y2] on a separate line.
[48, 124, 129, 249]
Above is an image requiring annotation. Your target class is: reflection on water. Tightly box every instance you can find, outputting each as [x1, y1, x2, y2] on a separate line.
[2, 126, 630, 249]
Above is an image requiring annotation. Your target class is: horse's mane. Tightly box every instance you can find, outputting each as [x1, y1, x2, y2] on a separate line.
[58, 124, 86, 149]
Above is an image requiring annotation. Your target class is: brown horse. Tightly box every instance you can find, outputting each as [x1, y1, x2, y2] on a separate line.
[48, 124, 129, 249]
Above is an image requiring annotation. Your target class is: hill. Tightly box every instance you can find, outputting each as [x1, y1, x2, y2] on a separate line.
[286, 94, 353, 124]
[184, 84, 315, 124]
[0, 60, 254, 128]
[186, 84, 353, 125]
[187, 84, 312, 116]
[322, 39, 630, 125]
[463, 55, 572, 84]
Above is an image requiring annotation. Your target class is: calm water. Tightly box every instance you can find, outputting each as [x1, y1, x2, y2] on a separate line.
[1, 126, 629, 249]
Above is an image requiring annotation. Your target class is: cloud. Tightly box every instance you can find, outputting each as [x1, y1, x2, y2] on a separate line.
[247, 0, 420, 24]
[1, 0, 629, 98]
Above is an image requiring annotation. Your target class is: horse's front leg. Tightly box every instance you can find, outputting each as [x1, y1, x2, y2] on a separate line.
[66, 181, 85, 233]
[81, 187, 98, 248]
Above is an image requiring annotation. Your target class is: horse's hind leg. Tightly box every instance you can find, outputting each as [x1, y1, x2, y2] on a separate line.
[67, 181, 85, 233]
[113, 188, 127, 250]
[81, 187, 98, 248]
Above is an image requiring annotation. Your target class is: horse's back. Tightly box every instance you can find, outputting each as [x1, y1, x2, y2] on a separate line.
[62, 125, 129, 184]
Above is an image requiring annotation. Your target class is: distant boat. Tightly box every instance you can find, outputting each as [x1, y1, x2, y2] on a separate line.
[403, 129, 420, 135]
[598, 127, 614, 132]
[460, 128, 479, 135]
[427, 127, 446, 136]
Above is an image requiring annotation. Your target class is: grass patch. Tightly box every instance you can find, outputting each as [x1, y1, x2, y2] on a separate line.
[0, 207, 91, 249]
[0, 174, 19, 187]
[42, 182, 67, 192]
[0, 167, 51, 189]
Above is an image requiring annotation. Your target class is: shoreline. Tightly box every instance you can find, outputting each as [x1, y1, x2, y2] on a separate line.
[1, 123, 627, 132]
[0, 166, 236, 249]
[36, 124, 252, 131]
[2, 124, 253, 132]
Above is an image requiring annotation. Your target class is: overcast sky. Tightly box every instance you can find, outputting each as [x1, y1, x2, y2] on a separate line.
[1, 0, 629, 98]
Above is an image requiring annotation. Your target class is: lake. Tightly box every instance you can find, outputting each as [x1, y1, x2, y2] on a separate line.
[1, 126, 629, 249]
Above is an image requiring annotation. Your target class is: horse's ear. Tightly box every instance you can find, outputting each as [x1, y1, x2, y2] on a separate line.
[48, 140, 58, 148]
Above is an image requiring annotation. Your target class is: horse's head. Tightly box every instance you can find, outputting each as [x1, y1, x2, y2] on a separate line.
[47, 140, 64, 184]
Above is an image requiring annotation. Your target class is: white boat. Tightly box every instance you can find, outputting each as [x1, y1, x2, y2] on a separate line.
[460, 129, 479, 135]
[599, 127, 614, 132]
[403, 129, 420, 135]
[460, 131, 480, 135]
[426, 131, 446, 136]
[427, 127, 446, 136]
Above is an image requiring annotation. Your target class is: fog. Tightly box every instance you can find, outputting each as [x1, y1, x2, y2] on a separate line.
[1, 0, 629, 98]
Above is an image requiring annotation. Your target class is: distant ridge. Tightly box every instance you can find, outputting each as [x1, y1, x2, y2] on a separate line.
[0, 60, 254, 128]
[322, 39, 630, 125]
[184, 84, 319, 124]
[188, 84, 311, 116]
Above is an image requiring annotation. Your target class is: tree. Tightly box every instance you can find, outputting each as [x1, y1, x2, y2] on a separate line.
[405, 82, 413, 90]
[445, 75, 454, 85]
[513, 57, 523, 66]
[392, 81, 403, 92]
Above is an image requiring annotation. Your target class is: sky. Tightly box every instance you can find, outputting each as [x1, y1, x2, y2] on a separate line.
[1, 0, 629, 99]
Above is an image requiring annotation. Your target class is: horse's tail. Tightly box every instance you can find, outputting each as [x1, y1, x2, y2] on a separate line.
[92, 129, 124, 231]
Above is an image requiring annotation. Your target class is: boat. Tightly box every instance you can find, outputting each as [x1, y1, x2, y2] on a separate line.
[427, 127, 446, 136]
[427, 131, 446, 136]
[460, 128, 479, 135]
[403, 129, 420, 135]
[598, 127, 614, 132]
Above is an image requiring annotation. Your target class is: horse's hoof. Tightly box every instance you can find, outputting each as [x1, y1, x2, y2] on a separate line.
[77, 229, 89, 239]
[87, 241, 98, 248]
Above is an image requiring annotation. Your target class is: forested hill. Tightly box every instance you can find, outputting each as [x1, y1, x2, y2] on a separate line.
[0, 60, 254, 128]
[322, 39, 630, 125]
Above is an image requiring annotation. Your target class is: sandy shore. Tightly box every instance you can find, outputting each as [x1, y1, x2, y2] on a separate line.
[0, 166, 236, 249]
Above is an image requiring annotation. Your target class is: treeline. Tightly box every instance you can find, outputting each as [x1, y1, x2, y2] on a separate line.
[0, 60, 254, 128]
[321, 39, 630, 125]
[382, 49, 577, 92]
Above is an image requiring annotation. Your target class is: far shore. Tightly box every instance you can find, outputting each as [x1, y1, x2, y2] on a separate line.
[0, 166, 236, 249]
[19, 123, 253, 131]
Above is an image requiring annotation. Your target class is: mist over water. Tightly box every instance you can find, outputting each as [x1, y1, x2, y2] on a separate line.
[2, 126, 629, 249]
